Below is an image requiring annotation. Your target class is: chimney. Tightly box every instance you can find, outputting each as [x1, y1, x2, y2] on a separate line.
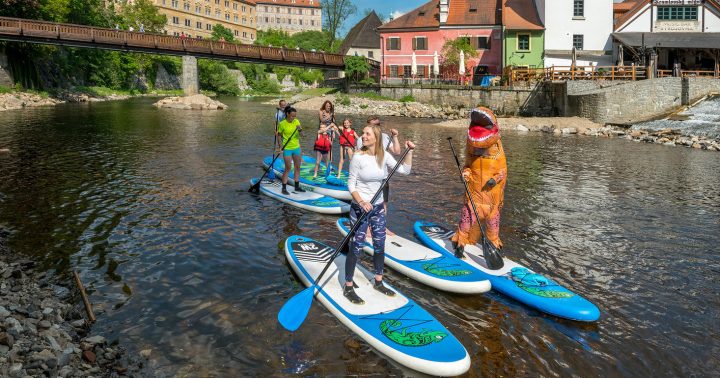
[440, 0, 449, 24]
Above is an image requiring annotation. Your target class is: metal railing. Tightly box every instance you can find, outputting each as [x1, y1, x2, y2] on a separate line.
[506, 65, 648, 84]
[0, 16, 349, 69]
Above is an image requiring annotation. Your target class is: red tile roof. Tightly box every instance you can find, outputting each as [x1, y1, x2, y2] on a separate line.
[502, 0, 543, 30]
[614, 0, 649, 30]
[377, 0, 440, 30]
[446, 0, 502, 26]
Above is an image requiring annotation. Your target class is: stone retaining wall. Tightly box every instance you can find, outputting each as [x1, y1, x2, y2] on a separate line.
[378, 85, 556, 116]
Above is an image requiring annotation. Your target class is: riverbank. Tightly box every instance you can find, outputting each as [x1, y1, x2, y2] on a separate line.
[0, 87, 185, 112]
[0, 231, 143, 377]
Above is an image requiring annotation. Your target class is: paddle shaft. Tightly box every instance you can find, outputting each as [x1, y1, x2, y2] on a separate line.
[310, 147, 412, 288]
[250, 128, 298, 191]
[447, 137, 495, 248]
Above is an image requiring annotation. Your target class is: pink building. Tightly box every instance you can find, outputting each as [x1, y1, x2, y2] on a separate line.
[378, 0, 503, 82]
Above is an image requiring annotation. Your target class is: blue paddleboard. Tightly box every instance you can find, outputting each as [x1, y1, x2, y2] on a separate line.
[336, 218, 491, 294]
[250, 178, 349, 214]
[284, 235, 471, 376]
[414, 221, 601, 322]
[263, 155, 351, 200]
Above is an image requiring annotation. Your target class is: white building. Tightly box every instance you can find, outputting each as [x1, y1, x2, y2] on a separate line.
[254, 0, 322, 35]
[613, 0, 720, 72]
[534, 0, 615, 67]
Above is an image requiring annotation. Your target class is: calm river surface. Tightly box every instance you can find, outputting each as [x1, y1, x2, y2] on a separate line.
[0, 98, 718, 377]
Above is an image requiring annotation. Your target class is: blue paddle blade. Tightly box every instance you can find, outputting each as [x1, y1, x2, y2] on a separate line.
[278, 286, 315, 332]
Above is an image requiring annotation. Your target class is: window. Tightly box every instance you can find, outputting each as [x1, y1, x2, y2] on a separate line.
[206, 7, 211, 15]
[389, 65, 399, 77]
[172, 16, 179, 24]
[206, 24, 212, 30]
[225, 13, 230, 20]
[368, 51, 374, 58]
[573, 0, 584, 17]
[387, 37, 401, 50]
[657, 6, 698, 20]
[311, 20, 315, 26]
[171, 0, 179, 8]
[299, 19, 303, 25]
[184, 19, 191, 26]
[234, 30, 238, 36]
[234, 14, 238, 22]
[184, 2, 190, 10]
[265, 17, 269, 22]
[243, 31, 247, 38]
[196, 21, 202, 28]
[471, 36, 490, 49]
[233, 3, 237, 10]
[517, 34, 530, 51]
[417, 65, 426, 77]
[573, 34, 583, 50]
[413, 36, 427, 50]
[195, 5, 201, 13]
[403, 65, 412, 77]
[224, 1, 229, 7]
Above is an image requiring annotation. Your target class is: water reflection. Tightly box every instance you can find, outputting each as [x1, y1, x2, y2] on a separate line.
[0, 98, 718, 376]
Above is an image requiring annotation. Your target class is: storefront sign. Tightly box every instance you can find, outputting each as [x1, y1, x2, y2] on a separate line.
[654, 21, 700, 31]
[653, 0, 701, 5]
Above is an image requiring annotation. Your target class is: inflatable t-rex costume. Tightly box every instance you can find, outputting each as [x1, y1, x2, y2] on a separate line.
[452, 107, 507, 257]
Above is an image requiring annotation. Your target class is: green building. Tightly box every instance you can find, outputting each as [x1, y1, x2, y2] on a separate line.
[502, 0, 545, 69]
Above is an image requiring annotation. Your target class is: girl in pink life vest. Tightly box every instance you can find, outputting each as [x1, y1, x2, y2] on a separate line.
[336, 118, 359, 178]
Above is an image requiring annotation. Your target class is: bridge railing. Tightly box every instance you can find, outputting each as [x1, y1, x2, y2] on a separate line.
[0, 16, 347, 68]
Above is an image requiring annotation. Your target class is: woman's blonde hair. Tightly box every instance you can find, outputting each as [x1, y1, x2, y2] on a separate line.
[360, 125, 384, 167]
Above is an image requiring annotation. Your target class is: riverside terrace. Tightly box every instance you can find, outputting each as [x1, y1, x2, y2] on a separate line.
[0, 16, 361, 71]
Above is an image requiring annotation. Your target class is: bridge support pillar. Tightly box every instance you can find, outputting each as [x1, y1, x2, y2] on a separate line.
[182, 55, 199, 96]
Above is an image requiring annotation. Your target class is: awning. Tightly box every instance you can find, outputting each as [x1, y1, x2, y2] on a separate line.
[613, 33, 720, 49]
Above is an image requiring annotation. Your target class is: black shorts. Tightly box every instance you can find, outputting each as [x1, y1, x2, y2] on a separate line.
[383, 182, 390, 203]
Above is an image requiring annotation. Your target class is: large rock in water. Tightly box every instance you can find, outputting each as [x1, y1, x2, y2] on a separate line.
[153, 94, 228, 110]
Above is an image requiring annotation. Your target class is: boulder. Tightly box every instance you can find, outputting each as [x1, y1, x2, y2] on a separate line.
[153, 94, 228, 110]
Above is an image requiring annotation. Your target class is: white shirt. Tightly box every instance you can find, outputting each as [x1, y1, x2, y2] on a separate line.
[347, 152, 411, 206]
[356, 132, 393, 151]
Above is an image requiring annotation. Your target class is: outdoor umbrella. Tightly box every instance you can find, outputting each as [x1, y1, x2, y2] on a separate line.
[433, 51, 440, 77]
[459, 50, 466, 76]
[411, 52, 417, 77]
[618, 45, 624, 66]
[571, 46, 577, 68]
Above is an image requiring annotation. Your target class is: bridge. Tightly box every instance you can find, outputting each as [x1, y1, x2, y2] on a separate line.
[0, 16, 360, 94]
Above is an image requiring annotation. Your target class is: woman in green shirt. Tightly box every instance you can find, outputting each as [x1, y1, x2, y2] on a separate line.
[276, 107, 306, 195]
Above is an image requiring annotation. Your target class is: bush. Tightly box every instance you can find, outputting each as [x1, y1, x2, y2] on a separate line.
[252, 79, 281, 94]
[398, 95, 415, 103]
[198, 60, 240, 96]
[354, 91, 392, 101]
[337, 94, 350, 106]
[0, 86, 12, 94]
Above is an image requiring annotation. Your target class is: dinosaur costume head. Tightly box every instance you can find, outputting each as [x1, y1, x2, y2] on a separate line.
[467, 106, 500, 149]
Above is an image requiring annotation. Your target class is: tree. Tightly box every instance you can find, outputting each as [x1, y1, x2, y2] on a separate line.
[0, 0, 41, 19]
[211, 24, 235, 42]
[321, 0, 356, 48]
[121, 0, 167, 33]
[344, 55, 370, 83]
[254, 29, 295, 48]
[441, 37, 479, 68]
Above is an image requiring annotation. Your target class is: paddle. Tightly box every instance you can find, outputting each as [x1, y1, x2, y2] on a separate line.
[447, 137, 504, 270]
[249, 127, 298, 193]
[278, 146, 414, 332]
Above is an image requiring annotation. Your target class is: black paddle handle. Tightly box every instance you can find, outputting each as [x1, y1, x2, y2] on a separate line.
[447, 137, 492, 246]
[253, 128, 298, 188]
[311, 147, 412, 287]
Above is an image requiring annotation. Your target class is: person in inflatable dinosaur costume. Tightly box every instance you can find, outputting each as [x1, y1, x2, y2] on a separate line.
[451, 106, 507, 259]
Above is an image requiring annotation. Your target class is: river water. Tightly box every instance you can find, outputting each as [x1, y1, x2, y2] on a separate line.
[633, 96, 720, 139]
[0, 98, 718, 377]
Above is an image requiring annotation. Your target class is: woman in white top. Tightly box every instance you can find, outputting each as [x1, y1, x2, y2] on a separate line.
[343, 125, 415, 304]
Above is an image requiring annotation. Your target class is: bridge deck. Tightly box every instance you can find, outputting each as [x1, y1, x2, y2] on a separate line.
[0, 17, 354, 70]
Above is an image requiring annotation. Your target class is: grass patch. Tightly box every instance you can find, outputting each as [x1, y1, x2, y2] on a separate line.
[0, 86, 12, 94]
[300, 87, 338, 96]
[75, 86, 133, 97]
[352, 91, 393, 101]
[398, 95, 415, 103]
[336, 94, 351, 106]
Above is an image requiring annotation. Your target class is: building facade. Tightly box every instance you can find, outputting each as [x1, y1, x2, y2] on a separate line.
[154, 0, 256, 44]
[340, 11, 382, 62]
[503, 0, 545, 68]
[534, 0, 614, 67]
[378, 0, 503, 82]
[254, 0, 322, 35]
[613, 0, 720, 73]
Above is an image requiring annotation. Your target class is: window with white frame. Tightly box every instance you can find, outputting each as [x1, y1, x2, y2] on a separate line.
[657, 6, 698, 20]
[573, 34, 583, 50]
[413, 36, 427, 50]
[573, 0, 584, 17]
[387, 37, 401, 50]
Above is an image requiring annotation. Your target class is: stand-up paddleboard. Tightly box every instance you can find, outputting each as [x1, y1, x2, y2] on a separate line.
[263, 155, 351, 200]
[336, 218, 491, 294]
[250, 178, 349, 214]
[414, 221, 600, 322]
[284, 235, 471, 376]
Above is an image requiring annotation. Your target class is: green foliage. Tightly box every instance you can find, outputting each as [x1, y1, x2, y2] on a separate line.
[345, 56, 370, 83]
[441, 37, 479, 67]
[300, 87, 337, 96]
[255, 29, 340, 53]
[251, 79, 281, 94]
[321, 0, 356, 47]
[120, 0, 167, 33]
[359, 77, 377, 86]
[0, 85, 11, 94]
[211, 24, 235, 42]
[336, 94, 350, 106]
[255, 29, 295, 48]
[398, 95, 415, 103]
[198, 59, 240, 96]
[353, 91, 391, 101]
[359, 104, 368, 109]
[0, 0, 41, 18]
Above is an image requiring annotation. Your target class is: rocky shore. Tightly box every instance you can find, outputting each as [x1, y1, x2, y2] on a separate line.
[288, 94, 463, 119]
[153, 94, 228, 110]
[0, 231, 142, 377]
[435, 117, 719, 151]
[0, 92, 63, 111]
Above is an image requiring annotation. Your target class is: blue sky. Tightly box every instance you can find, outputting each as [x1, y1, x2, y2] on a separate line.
[340, 0, 426, 35]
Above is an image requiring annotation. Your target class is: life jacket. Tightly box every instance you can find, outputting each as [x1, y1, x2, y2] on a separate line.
[314, 132, 331, 152]
[340, 128, 356, 147]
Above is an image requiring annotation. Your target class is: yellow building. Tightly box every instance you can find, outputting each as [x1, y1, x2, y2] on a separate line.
[154, 0, 257, 44]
